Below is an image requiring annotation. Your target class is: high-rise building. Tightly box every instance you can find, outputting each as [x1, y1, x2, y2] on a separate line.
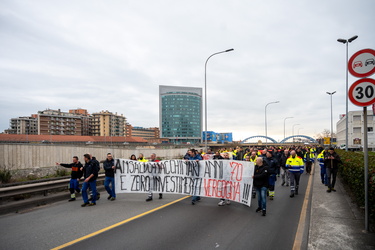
[90, 110, 126, 137]
[36, 109, 83, 135]
[7, 116, 38, 134]
[159, 85, 202, 144]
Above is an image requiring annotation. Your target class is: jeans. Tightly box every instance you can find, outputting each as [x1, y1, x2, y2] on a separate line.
[326, 167, 338, 189]
[320, 167, 327, 185]
[255, 186, 267, 210]
[69, 179, 80, 194]
[104, 176, 116, 198]
[82, 180, 97, 203]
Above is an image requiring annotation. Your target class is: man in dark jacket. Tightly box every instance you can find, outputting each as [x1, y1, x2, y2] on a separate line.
[253, 157, 269, 216]
[279, 149, 290, 186]
[81, 154, 98, 207]
[56, 156, 83, 202]
[324, 147, 342, 192]
[104, 153, 116, 201]
[264, 151, 277, 200]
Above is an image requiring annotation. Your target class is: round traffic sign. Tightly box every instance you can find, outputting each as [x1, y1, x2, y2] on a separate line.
[348, 78, 375, 107]
[348, 49, 375, 78]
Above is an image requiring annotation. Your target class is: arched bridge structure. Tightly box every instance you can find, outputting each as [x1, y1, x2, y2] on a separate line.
[279, 135, 318, 143]
[241, 135, 278, 144]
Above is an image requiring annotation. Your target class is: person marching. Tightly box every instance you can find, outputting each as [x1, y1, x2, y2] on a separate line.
[81, 154, 99, 207]
[103, 153, 116, 201]
[146, 153, 163, 201]
[324, 147, 342, 192]
[264, 151, 278, 200]
[317, 150, 327, 185]
[304, 149, 315, 175]
[285, 150, 304, 198]
[253, 157, 269, 216]
[187, 149, 202, 205]
[56, 156, 83, 202]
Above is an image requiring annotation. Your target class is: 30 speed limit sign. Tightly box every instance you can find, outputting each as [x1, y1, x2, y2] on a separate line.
[348, 78, 375, 107]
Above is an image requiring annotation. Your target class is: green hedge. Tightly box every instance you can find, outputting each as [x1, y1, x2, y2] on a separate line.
[337, 149, 375, 226]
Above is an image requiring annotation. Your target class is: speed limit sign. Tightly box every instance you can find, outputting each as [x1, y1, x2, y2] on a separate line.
[348, 78, 375, 107]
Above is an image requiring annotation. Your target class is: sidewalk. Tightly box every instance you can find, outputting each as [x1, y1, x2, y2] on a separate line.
[308, 163, 375, 249]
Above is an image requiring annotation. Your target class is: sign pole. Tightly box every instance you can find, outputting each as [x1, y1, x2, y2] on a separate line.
[363, 106, 369, 231]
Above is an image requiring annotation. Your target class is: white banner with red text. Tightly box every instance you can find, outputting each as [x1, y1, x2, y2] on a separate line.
[114, 159, 254, 206]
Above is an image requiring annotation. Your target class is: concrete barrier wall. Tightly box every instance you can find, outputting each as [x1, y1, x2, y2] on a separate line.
[0, 144, 190, 170]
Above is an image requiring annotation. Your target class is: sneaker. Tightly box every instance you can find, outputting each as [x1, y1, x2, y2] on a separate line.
[327, 188, 331, 193]
[262, 210, 266, 216]
[159, 193, 163, 199]
[110, 197, 116, 201]
[107, 195, 112, 200]
[68, 198, 76, 202]
[218, 200, 225, 206]
[81, 202, 90, 207]
[146, 197, 153, 202]
[290, 193, 295, 198]
[331, 188, 336, 192]
[88, 203, 96, 206]
[226, 200, 231, 205]
[256, 207, 262, 213]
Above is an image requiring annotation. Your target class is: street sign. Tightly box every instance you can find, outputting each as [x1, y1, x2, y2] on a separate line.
[348, 48, 375, 78]
[348, 78, 375, 107]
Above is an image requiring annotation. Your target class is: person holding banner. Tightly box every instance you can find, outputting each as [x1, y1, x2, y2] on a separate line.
[187, 149, 202, 205]
[253, 157, 269, 216]
[145, 153, 163, 201]
[218, 152, 231, 206]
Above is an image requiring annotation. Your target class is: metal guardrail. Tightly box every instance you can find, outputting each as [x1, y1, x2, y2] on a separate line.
[0, 174, 105, 203]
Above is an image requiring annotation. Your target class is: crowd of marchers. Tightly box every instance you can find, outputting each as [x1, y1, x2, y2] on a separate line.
[56, 145, 341, 214]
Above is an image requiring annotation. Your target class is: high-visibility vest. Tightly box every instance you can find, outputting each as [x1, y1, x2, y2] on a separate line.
[286, 156, 304, 172]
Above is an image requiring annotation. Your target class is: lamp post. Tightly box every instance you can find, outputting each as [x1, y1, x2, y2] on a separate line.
[298, 127, 303, 135]
[204, 48, 234, 151]
[292, 124, 300, 143]
[337, 35, 358, 151]
[327, 91, 336, 146]
[265, 101, 280, 144]
[284, 117, 293, 139]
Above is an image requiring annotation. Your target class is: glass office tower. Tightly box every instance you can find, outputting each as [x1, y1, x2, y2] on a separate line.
[159, 85, 202, 144]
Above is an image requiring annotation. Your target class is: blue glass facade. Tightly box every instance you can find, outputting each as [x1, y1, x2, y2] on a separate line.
[159, 86, 202, 144]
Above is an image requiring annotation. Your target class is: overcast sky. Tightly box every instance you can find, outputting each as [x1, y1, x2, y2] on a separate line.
[1, 0, 374, 141]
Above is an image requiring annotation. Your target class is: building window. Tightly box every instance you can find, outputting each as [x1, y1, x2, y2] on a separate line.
[353, 127, 361, 133]
[368, 127, 373, 132]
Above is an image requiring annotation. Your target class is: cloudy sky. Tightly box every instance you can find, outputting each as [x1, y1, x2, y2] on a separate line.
[1, 0, 374, 141]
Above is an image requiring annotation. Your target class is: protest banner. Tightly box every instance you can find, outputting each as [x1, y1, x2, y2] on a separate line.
[114, 159, 254, 206]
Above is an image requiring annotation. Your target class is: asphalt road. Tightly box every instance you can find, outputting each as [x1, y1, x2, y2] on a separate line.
[0, 174, 310, 250]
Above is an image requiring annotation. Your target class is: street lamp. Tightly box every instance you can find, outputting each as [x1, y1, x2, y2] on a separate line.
[265, 101, 280, 144]
[292, 123, 300, 141]
[204, 48, 234, 151]
[327, 91, 336, 146]
[284, 117, 293, 139]
[297, 127, 303, 135]
[337, 35, 358, 151]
